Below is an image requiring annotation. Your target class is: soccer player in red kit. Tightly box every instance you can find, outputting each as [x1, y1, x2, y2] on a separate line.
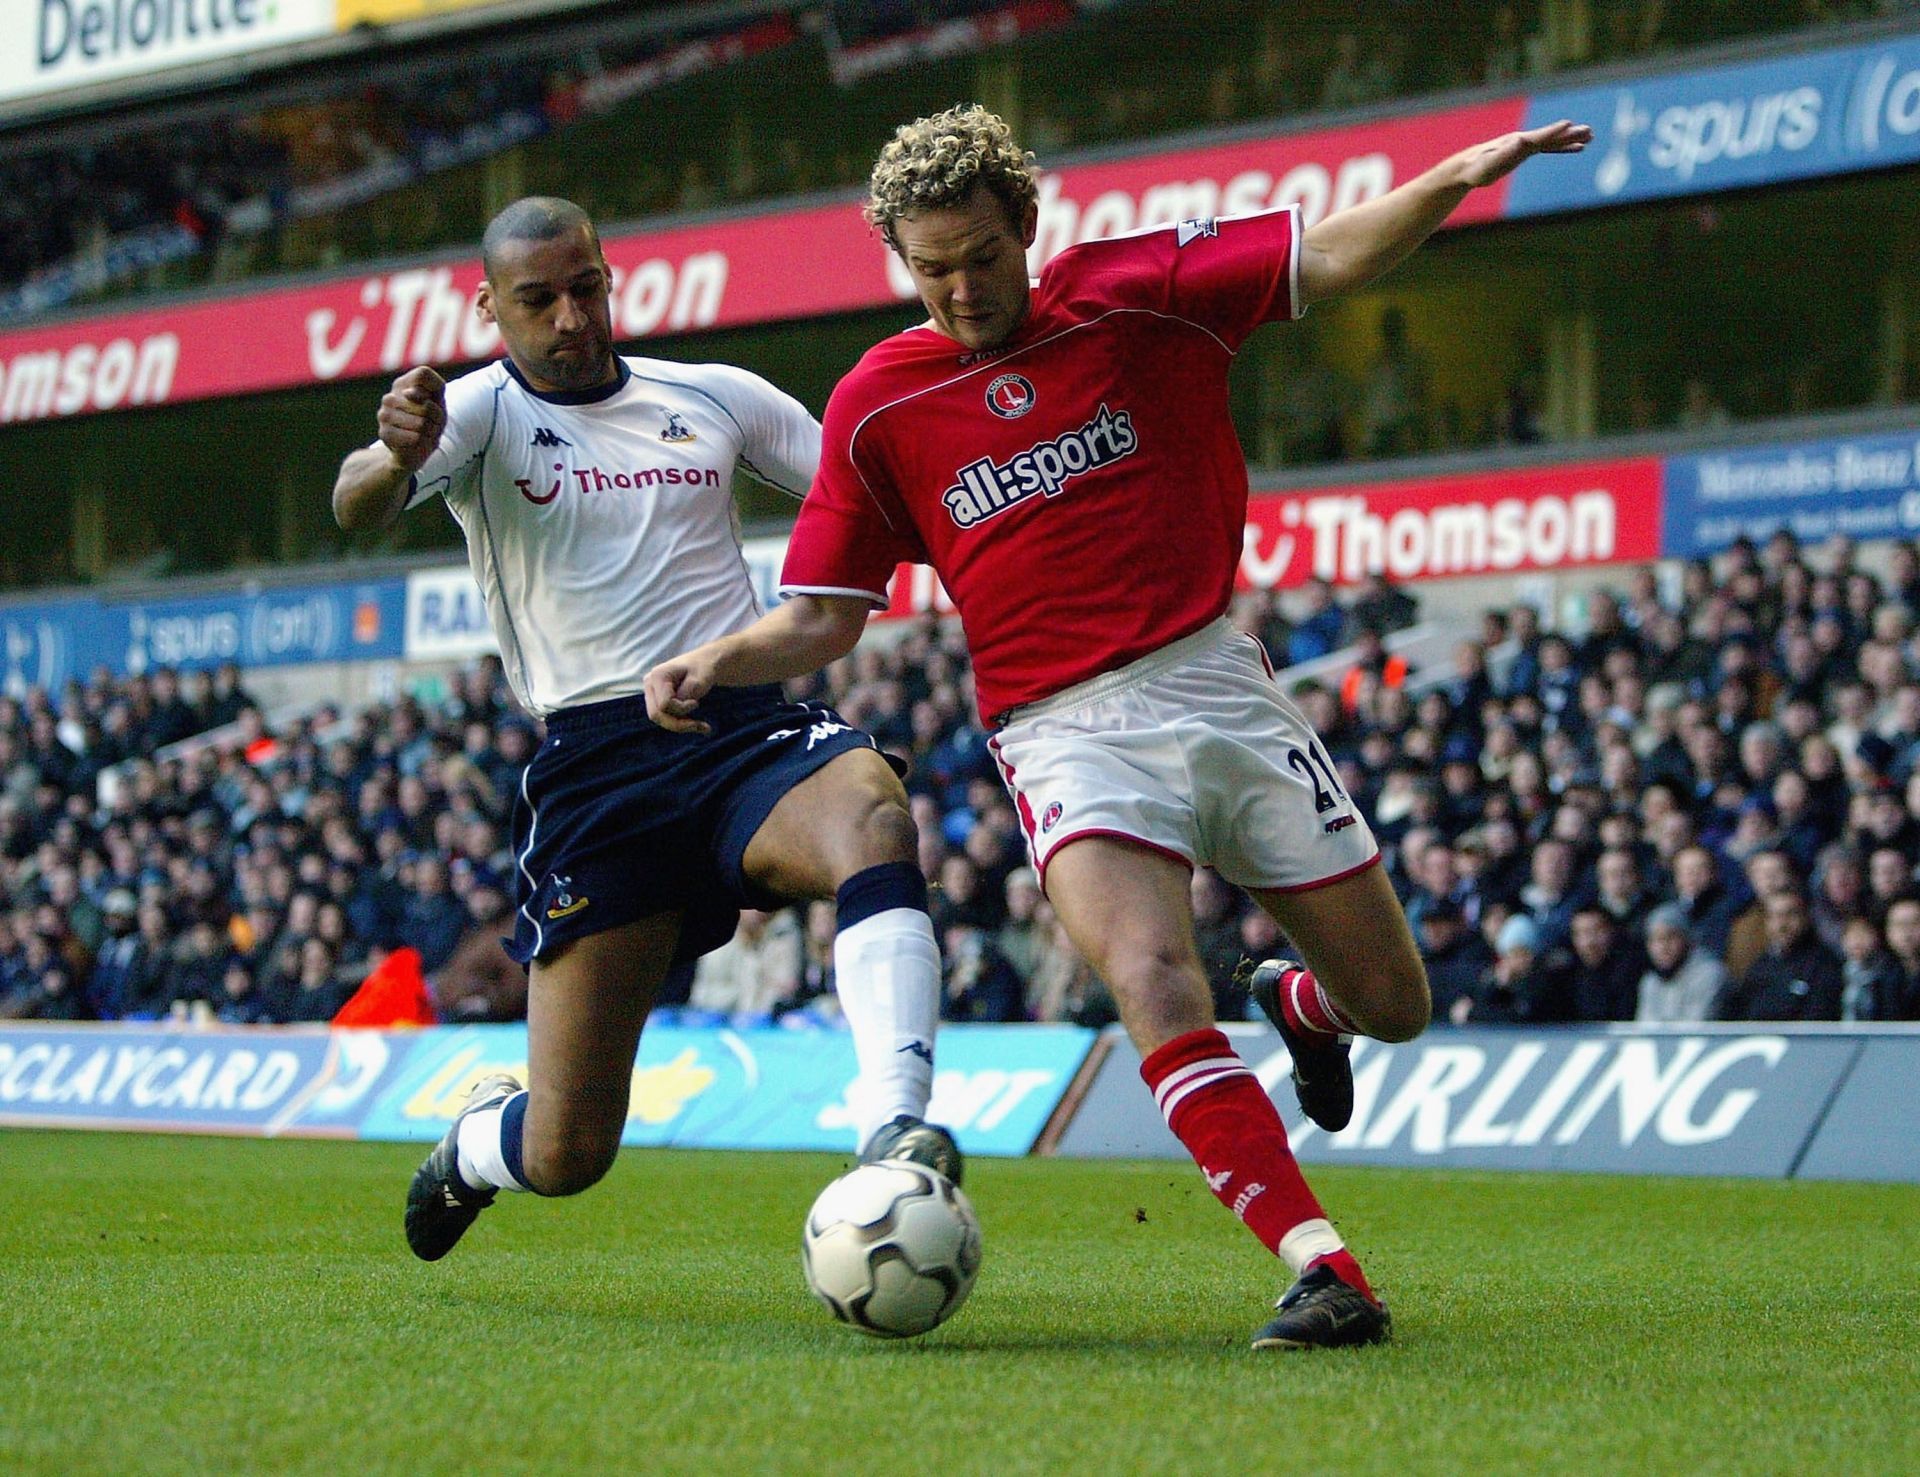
[648, 104, 1589, 1348]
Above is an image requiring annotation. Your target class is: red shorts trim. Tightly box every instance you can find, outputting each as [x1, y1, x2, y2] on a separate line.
[1038, 828, 1196, 894]
[1255, 850, 1383, 895]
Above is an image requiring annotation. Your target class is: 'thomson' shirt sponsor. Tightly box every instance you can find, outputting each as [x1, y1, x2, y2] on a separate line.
[783, 205, 1302, 722]
[409, 355, 817, 716]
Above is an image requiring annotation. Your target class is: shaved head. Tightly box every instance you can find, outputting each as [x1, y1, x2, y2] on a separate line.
[482, 196, 599, 282]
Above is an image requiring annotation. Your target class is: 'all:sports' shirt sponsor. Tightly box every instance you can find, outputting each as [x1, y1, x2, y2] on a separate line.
[781, 206, 1302, 722]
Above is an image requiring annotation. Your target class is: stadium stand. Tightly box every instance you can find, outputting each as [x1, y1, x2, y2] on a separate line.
[6, 535, 1920, 1029]
[3, 0, 1908, 317]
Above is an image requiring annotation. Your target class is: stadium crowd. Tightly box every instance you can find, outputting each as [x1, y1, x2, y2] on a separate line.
[6, 0, 1907, 312]
[5, 528, 1920, 1029]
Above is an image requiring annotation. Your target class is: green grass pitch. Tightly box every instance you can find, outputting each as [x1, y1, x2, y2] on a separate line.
[2, 1130, 1915, 1476]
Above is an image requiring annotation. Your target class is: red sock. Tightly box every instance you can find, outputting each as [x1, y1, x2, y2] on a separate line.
[1274, 964, 1357, 1044]
[1140, 1028, 1371, 1300]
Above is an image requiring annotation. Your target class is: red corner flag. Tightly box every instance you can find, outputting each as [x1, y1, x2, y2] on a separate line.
[333, 947, 438, 1028]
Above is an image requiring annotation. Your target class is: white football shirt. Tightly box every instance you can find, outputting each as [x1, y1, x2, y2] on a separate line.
[408, 355, 819, 716]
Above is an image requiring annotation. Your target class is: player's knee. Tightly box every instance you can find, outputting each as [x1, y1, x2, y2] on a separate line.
[829, 783, 917, 879]
[859, 792, 918, 867]
[1102, 938, 1208, 1014]
[1368, 960, 1432, 1043]
[522, 1130, 620, 1197]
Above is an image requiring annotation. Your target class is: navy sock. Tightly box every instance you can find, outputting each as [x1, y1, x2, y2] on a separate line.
[500, 1090, 530, 1190]
[836, 860, 929, 927]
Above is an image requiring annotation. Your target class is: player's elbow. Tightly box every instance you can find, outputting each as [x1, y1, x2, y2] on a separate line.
[787, 596, 869, 662]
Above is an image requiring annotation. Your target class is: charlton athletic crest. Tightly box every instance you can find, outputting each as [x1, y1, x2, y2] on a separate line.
[1040, 801, 1064, 833]
[986, 373, 1036, 419]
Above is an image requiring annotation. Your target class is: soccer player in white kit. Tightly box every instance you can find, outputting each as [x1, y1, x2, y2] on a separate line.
[648, 108, 1589, 1348]
[331, 198, 957, 1262]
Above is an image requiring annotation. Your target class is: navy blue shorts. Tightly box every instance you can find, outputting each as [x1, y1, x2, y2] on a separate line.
[504, 686, 894, 967]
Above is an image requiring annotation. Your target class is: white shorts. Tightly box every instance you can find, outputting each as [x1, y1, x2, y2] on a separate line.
[987, 619, 1381, 894]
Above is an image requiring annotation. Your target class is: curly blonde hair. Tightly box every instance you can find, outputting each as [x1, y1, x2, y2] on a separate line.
[865, 103, 1038, 248]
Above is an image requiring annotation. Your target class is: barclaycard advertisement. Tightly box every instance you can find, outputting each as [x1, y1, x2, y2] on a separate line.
[1511, 31, 1920, 215]
[0, 1025, 404, 1134]
[0, 1023, 1095, 1158]
[353, 1023, 1095, 1156]
[1054, 1024, 1917, 1181]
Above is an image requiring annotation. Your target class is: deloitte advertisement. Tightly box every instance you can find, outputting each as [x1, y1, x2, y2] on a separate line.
[0, 1022, 1097, 1159]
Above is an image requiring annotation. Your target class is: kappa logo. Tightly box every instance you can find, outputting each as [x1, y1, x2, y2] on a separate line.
[531, 426, 571, 448]
[766, 718, 852, 751]
[660, 410, 697, 443]
[1175, 216, 1220, 248]
[1040, 801, 1064, 833]
[985, 373, 1036, 420]
[545, 874, 591, 921]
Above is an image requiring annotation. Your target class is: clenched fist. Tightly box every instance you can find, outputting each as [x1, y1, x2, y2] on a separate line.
[377, 365, 447, 474]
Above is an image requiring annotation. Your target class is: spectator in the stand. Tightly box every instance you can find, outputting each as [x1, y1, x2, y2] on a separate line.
[429, 877, 528, 1023]
[1190, 868, 1250, 1017]
[1286, 579, 1346, 665]
[1028, 912, 1114, 1027]
[688, 908, 803, 1024]
[395, 854, 467, 974]
[1593, 847, 1653, 927]
[1723, 849, 1798, 982]
[1518, 837, 1580, 949]
[1636, 904, 1725, 1024]
[211, 958, 271, 1024]
[995, 867, 1046, 982]
[280, 938, 353, 1023]
[940, 924, 1025, 1022]
[1847, 894, 1920, 1021]
[1415, 897, 1492, 1021]
[1345, 571, 1421, 642]
[1481, 2, 1547, 82]
[1670, 843, 1742, 960]
[1810, 845, 1866, 952]
[1720, 889, 1843, 1021]
[1358, 307, 1431, 458]
[155, 920, 222, 1017]
[1457, 913, 1573, 1024]
[1565, 905, 1645, 1021]
[1318, 29, 1397, 109]
[1677, 377, 1733, 432]
[85, 890, 145, 1019]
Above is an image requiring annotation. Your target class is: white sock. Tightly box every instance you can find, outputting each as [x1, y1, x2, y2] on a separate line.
[833, 906, 940, 1149]
[1277, 1217, 1345, 1276]
[455, 1092, 531, 1192]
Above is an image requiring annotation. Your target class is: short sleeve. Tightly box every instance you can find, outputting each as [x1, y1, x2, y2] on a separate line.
[697, 363, 821, 500]
[1158, 204, 1302, 350]
[406, 370, 499, 509]
[779, 384, 924, 606]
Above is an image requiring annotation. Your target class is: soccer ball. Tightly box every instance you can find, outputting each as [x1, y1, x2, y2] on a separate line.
[802, 1160, 982, 1338]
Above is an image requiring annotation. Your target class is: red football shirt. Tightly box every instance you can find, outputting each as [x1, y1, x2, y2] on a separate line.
[781, 205, 1302, 722]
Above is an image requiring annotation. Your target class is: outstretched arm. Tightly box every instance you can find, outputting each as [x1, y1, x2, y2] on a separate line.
[644, 595, 872, 734]
[1298, 120, 1590, 308]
